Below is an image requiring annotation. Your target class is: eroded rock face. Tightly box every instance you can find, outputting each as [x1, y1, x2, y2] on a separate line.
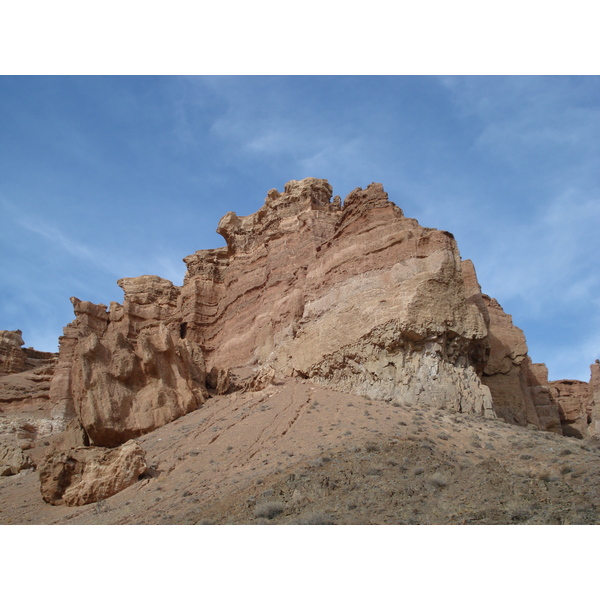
[39, 440, 146, 506]
[0, 441, 33, 476]
[461, 260, 561, 432]
[49, 178, 500, 446]
[181, 179, 493, 416]
[0, 330, 27, 375]
[0, 332, 63, 471]
[550, 379, 591, 438]
[587, 361, 600, 437]
[52, 177, 594, 441]
[52, 277, 207, 447]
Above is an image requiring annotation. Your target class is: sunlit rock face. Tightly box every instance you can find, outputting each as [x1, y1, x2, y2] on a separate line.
[51, 282, 207, 448]
[180, 178, 493, 417]
[53, 177, 594, 444]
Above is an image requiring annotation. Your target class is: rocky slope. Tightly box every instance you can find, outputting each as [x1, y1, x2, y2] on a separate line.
[2, 379, 600, 524]
[0, 178, 598, 519]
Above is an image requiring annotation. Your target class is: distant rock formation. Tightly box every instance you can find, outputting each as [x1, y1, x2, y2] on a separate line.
[590, 361, 600, 437]
[0, 330, 28, 375]
[551, 379, 591, 438]
[0, 330, 62, 475]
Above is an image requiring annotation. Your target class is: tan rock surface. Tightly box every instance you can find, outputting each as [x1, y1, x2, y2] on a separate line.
[589, 361, 600, 437]
[0, 333, 64, 471]
[182, 179, 493, 416]
[39, 440, 146, 506]
[461, 260, 561, 432]
[0, 441, 33, 476]
[51, 282, 207, 447]
[0, 330, 27, 375]
[49, 178, 500, 449]
[551, 379, 591, 438]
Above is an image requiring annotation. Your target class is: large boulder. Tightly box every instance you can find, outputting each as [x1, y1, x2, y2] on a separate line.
[39, 440, 146, 506]
[0, 441, 33, 476]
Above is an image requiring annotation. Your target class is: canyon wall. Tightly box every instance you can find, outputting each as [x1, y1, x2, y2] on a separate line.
[11, 177, 591, 449]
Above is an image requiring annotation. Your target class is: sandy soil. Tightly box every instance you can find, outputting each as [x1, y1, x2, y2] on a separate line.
[2, 379, 600, 525]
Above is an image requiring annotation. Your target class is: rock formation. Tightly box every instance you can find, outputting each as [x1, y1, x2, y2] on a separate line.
[551, 379, 591, 438]
[38, 440, 146, 506]
[0, 330, 28, 375]
[590, 361, 600, 437]
[5, 177, 598, 493]
[0, 330, 63, 474]
[0, 441, 33, 476]
[50, 283, 207, 447]
[461, 262, 562, 433]
[49, 178, 499, 452]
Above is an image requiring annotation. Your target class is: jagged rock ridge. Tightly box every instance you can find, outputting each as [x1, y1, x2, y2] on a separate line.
[49, 178, 502, 449]
[46, 178, 595, 447]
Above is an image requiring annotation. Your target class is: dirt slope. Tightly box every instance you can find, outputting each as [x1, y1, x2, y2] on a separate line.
[2, 379, 600, 525]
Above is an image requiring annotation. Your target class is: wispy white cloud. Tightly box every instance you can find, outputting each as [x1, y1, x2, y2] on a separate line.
[19, 217, 98, 263]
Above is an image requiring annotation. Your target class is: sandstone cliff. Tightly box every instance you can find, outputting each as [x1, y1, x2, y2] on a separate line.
[461, 263, 563, 433]
[50, 178, 502, 452]
[3, 177, 600, 515]
[17, 177, 597, 457]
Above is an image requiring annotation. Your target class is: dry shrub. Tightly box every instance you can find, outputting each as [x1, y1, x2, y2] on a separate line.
[254, 501, 285, 520]
[295, 512, 334, 525]
[429, 473, 449, 488]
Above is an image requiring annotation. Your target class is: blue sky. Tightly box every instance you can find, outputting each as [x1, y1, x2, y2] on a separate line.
[1, 76, 599, 381]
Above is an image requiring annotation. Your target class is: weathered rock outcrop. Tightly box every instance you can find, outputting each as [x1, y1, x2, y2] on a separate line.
[51, 279, 207, 447]
[0, 330, 28, 375]
[0, 331, 65, 473]
[49, 177, 594, 444]
[0, 441, 33, 476]
[590, 361, 600, 437]
[180, 180, 495, 416]
[0, 330, 57, 376]
[461, 260, 561, 432]
[52, 180, 495, 436]
[550, 379, 591, 438]
[39, 440, 146, 505]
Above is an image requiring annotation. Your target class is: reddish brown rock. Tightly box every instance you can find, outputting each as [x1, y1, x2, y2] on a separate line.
[181, 179, 493, 415]
[588, 361, 600, 437]
[550, 379, 591, 438]
[461, 260, 561, 432]
[49, 178, 498, 445]
[39, 440, 146, 506]
[0, 330, 27, 375]
[0, 332, 65, 470]
[0, 330, 57, 376]
[51, 278, 207, 448]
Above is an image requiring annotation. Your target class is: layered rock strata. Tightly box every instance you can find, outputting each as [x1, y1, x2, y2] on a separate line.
[0, 331, 64, 474]
[51, 178, 497, 447]
[590, 361, 600, 437]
